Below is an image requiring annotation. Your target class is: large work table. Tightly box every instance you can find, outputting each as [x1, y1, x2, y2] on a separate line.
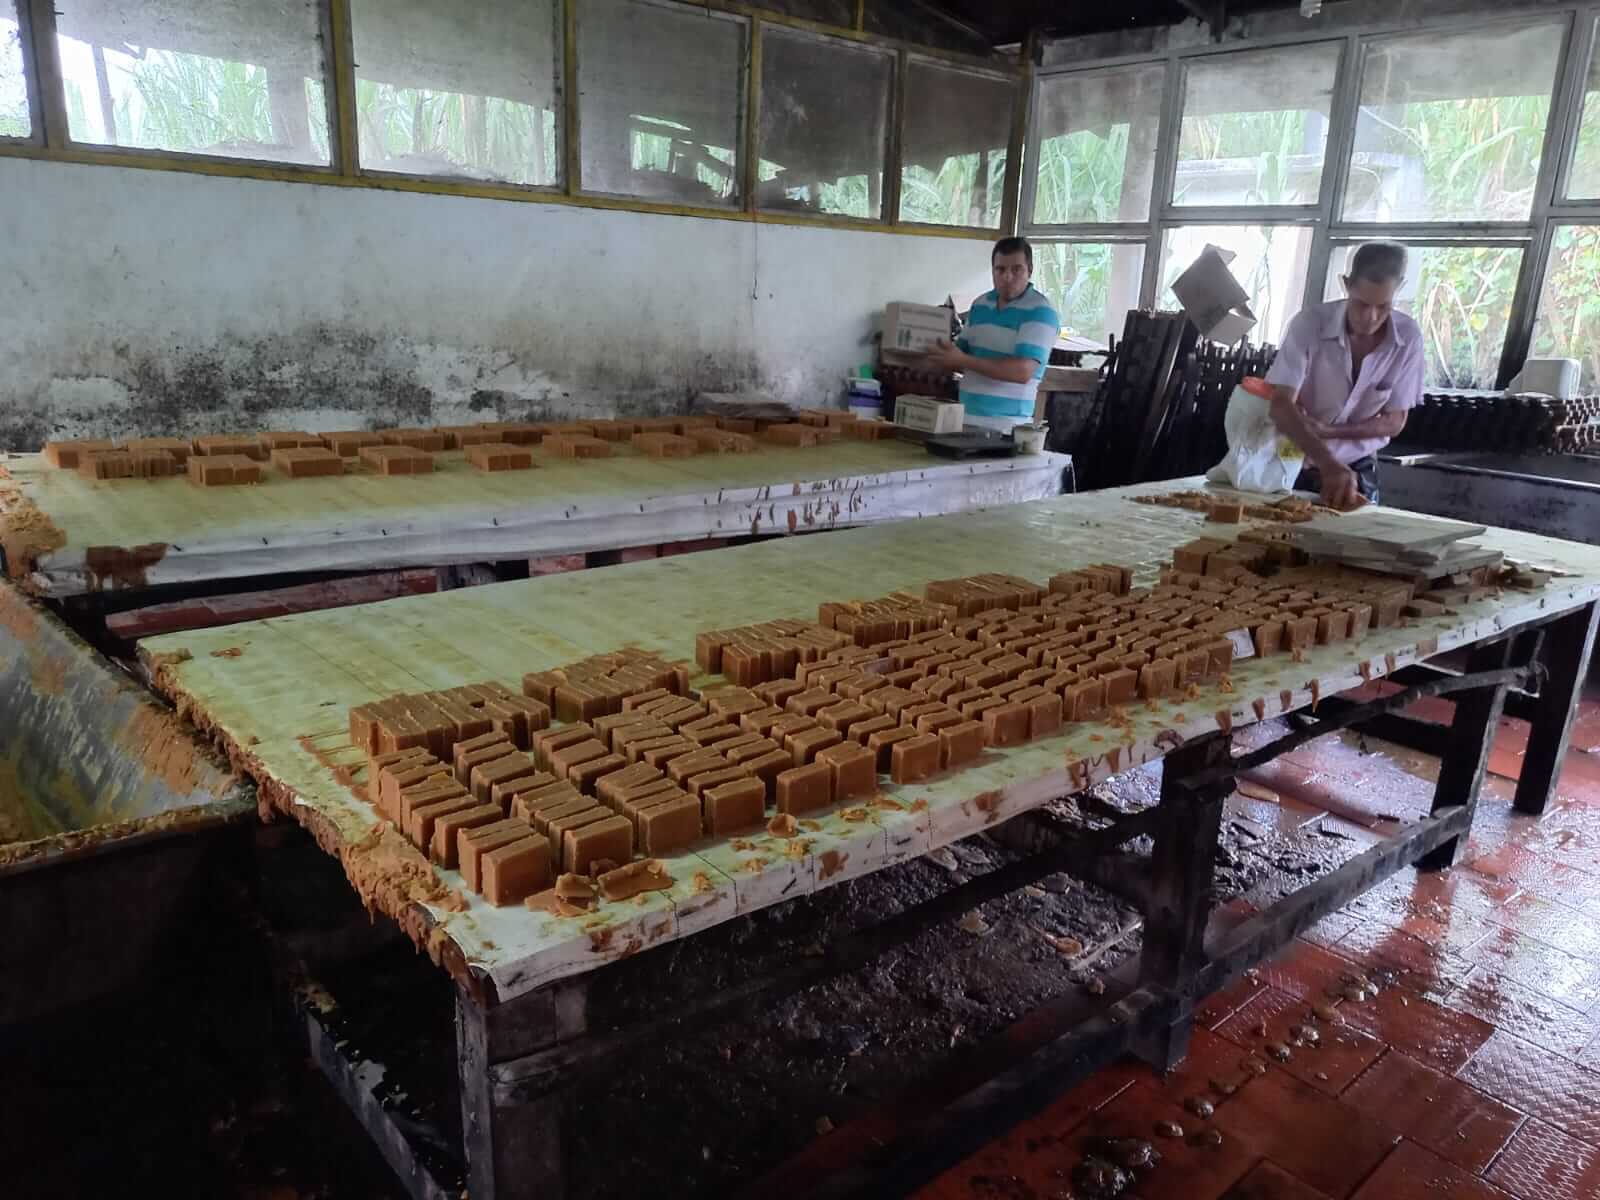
[132, 481, 1600, 1199]
[0, 440, 1069, 598]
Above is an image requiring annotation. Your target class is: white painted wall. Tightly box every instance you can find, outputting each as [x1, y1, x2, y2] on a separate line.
[0, 157, 993, 448]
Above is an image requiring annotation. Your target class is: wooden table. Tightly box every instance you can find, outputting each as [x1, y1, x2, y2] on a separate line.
[0, 442, 1069, 598]
[134, 481, 1600, 1199]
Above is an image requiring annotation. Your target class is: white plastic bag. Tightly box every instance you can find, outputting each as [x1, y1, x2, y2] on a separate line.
[1205, 377, 1304, 494]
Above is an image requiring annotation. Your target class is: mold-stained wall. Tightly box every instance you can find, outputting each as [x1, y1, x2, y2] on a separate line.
[0, 157, 993, 450]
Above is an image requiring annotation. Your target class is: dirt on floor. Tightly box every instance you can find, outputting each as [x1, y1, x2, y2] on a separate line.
[3, 721, 1399, 1199]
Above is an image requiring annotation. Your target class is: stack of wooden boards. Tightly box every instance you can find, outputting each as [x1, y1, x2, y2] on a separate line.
[38, 408, 899, 489]
[1288, 511, 1503, 577]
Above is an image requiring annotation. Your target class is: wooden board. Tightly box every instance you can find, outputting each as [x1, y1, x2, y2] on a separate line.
[0, 443, 1069, 598]
[135, 481, 1600, 1002]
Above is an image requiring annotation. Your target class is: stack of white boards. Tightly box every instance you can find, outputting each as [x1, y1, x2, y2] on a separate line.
[1290, 511, 1504, 575]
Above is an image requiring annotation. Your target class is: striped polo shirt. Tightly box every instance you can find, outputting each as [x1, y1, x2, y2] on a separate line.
[955, 284, 1061, 419]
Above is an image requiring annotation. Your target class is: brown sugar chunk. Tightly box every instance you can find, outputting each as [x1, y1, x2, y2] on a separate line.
[192, 434, 265, 460]
[682, 717, 742, 746]
[258, 430, 322, 451]
[914, 707, 966, 736]
[939, 720, 985, 768]
[546, 804, 611, 849]
[44, 439, 118, 469]
[982, 703, 1032, 748]
[481, 835, 553, 905]
[1064, 677, 1106, 722]
[396, 776, 467, 829]
[597, 762, 665, 807]
[466, 441, 536, 472]
[1026, 691, 1064, 738]
[564, 814, 633, 876]
[1103, 667, 1139, 706]
[512, 782, 584, 828]
[740, 749, 794, 797]
[186, 453, 260, 486]
[570, 752, 627, 793]
[493, 769, 559, 812]
[375, 757, 447, 821]
[459, 820, 534, 892]
[765, 423, 822, 447]
[890, 734, 941, 784]
[549, 738, 609, 778]
[613, 722, 674, 756]
[817, 701, 874, 733]
[453, 733, 514, 781]
[543, 433, 613, 459]
[637, 793, 703, 854]
[631, 431, 699, 458]
[787, 725, 842, 767]
[686, 765, 749, 799]
[471, 752, 540, 805]
[816, 741, 877, 800]
[321, 431, 382, 457]
[703, 777, 767, 836]
[408, 793, 480, 850]
[639, 736, 698, 767]
[127, 436, 192, 463]
[532, 723, 600, 767]
[724, 736, 782, 765]
[866, 724, 920, 773]
[360, 444, 434, 475]
[430, 803, 503, 867]
[775, 762, 833, 815]
[666, 749, 730, 785]
[1138, 658, 1176, 700]
[379, 427, 448, 451]
[366, 747, 431, 804]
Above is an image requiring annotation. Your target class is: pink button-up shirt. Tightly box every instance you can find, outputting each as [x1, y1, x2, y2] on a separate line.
[1265, 299, 1425, 465]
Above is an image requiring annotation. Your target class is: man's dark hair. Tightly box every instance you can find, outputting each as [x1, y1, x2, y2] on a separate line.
[1348, 241, 1407, 285]
[993, 236, 1033, 270]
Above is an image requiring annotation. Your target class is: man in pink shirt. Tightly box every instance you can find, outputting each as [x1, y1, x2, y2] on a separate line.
[1264, 242, 1425, 510]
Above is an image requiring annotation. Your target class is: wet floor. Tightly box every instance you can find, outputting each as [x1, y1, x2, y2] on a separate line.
[912, 692, 1600, 1200]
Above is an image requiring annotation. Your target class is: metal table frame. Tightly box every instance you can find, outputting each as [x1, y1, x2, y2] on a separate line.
[272, 597, 1595, 1200]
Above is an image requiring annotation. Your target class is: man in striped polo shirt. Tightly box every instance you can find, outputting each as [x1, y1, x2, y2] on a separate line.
[924, 236, 1061, 434]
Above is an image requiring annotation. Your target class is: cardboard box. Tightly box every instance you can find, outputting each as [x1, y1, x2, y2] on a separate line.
[881, 302, 952, 356]
[895, 395, 965, 435]
[1170, 245, 1257, 345]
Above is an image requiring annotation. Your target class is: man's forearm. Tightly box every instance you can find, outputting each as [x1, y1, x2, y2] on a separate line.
[1267, 388, 1339, 470]
[1314, 411, 1407, 442]
[950, 351, 1037, 386]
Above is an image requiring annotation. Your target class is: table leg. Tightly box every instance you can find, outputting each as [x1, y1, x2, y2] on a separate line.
[1135, 732, 1229, 1069]
[1417, 637, 1518, 872]
[1514, 601, 1599, 816]
[458, 979, 586, 1200]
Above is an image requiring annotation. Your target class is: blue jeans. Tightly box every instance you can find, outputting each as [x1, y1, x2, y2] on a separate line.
[1295, 455, 1380, 504]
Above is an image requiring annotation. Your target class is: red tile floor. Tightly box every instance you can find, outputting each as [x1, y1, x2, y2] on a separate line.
[914, 693, 1600, 1200]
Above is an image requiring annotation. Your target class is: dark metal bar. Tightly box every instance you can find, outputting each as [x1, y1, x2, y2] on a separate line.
[296, 984, 462, 1200]
[458, 987, 567, 1199]
[1136, 733, 1228, 1068]
[1193, 663, 1539, 788]
[1418, 637, 1521, 870]
[490, 807, 1164, 1102]
[1304, 699, 1452, 757]
[1515, 601, 1600, 815]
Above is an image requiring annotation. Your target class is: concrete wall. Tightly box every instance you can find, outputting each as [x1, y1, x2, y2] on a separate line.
[0, 157, 992, 449]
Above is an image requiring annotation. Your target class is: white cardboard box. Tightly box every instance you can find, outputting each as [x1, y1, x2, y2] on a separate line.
[882, 302, 952, 355]
[1170, 245, 1257, 345]
[895, 394, 965, 435]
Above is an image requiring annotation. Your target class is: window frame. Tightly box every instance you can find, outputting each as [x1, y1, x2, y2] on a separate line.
[348, 0, 566, 192]
[1024, 4, 1600, 387]
[893, 51, 1020, 235]
[754, 20, 898, 226]
[0, 0, 1023, 243]
[1, 0, 41, 143]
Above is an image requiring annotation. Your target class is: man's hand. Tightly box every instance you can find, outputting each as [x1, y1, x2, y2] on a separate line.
[1319, 461, 1364, 511]
[922, 339, 967, 374]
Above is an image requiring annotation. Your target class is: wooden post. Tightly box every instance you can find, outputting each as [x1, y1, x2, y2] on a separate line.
[1135, 731, 1229, 1068]
[1417, 636, 1518, 871]
[1514, 601, 1599, 816]
[458, 979, 587, 1200]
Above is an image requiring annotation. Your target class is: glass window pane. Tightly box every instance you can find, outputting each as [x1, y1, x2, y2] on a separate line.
[1034, 243, 1145, 346]
[353, 0, 559, 185]
[1531, 225, 1600, 391]
[899, 60, 1013, 228]
[759, 28, 891, 219]
[2, 2, 28, 138]
[1173, 42, 1340, 208]
[54, 1, 330, 164]
[1160, 224, 1313, 345]
[1032, 64, 1164, 225]
[578, 0, 744, 206]
[1323, 242, 1525, 389]
[1343, 22, 1564, 223]
[1570, 21, 1600, 199]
